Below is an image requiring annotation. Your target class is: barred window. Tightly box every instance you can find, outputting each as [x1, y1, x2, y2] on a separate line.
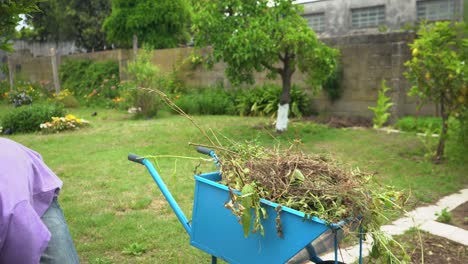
[417, 0, 458, 21]
[351, 5, 386, 28]
[303, 13, 325, 32]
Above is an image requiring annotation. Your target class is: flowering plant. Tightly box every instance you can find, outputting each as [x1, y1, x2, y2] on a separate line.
[52, 89, 73, 101]
[8, 90, 33, 107]
[82, 74, 122, 105]
[40, 114, 90, 133]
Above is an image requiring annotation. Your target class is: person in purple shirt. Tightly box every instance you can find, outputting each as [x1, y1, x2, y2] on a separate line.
[0, 138, 80, 263]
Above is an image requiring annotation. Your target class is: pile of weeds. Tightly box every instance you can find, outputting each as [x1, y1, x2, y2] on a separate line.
[216, 142, 409, 263]
[221, 146, 367, 223]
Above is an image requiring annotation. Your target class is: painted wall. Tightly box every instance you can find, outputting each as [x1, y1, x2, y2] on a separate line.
[300, 0, 463, 37]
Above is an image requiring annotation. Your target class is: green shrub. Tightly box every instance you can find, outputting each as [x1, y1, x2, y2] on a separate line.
[60, 95, 80, 108]
[322, 64, 343, 102]
[0, 80, 9, 101]
[175, 87, 236, 115]
[59, 60, 92, 95]
[1, 104, 66, 133]
[368, 80, 394, 128]
[290, 85, 313, 117]
[435, 207, 452, 223]
[126, 48, 163, 117]
[235, 86, 278, 117]
[128, 88, 160, 118]
[60, 59, 121, 104]
[452, 111, 468, 148]
[174, 84, 311, 117]
[52, 89, 80, 108]
[234, 84, 311, 118]
[395, 116, 442, 134]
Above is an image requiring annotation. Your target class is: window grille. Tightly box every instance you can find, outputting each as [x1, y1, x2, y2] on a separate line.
[303, 13, 325, 32]
[351, 5, 386, 28]
[417, 0, 457, 21]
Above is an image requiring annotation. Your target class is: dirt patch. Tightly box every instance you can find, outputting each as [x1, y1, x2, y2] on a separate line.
[303, 115, 372, 128]
[407, 232, 467, 264]
[450, 201, 468, 230]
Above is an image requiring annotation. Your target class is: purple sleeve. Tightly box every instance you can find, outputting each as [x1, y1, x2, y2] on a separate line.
[0, 201, 51, 264]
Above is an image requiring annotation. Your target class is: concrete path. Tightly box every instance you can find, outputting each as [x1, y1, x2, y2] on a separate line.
[318, 188, 468, 263]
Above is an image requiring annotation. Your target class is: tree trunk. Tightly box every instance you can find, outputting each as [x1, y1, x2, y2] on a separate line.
[434, 98, 448, 163]
[133, 34, 138, 61]
[7, 55, 14, 91]
[50, 48, 61, 94]
[275, 64, 293, 133]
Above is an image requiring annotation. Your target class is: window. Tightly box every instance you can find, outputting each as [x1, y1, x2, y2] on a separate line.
[303, 13, 325, 32]
[351, 5, 386, 28]
[417, 0, 458, 21]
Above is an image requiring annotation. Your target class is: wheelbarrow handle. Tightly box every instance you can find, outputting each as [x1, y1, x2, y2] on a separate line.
[127, 153, 192, 235]
[196, 146, 213, 155]
[128, 154, 144, 164]
[196, 147, 220, 169]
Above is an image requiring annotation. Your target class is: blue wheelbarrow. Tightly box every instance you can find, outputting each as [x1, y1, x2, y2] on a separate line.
[128, 147, 363, 264]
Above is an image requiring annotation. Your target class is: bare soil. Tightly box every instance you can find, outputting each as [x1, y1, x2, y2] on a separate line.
[407, 232, 467, 264]
[449, 201, 468, 231]
[303, 115, 372, 128]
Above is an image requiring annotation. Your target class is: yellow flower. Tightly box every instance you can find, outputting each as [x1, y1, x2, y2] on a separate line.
[112, 97, 124, 103]
[65, 114, 77, 120]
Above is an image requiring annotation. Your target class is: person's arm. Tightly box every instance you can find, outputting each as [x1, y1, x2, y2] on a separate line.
[0, 200, 51, 264]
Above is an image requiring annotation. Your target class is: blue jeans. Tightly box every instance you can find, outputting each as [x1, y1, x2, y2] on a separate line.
[40, 197, 80, 264]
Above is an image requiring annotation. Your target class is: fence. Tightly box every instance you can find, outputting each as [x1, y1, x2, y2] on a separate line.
[1, 32, 436, 118]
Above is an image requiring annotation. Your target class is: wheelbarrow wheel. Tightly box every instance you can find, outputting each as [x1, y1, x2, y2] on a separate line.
[317, 261, 346, 264]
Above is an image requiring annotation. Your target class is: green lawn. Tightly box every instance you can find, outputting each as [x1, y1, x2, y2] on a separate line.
[1, 103, 466, 263]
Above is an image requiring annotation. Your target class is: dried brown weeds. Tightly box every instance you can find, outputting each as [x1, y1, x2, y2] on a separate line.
[221, 149, 372, 224]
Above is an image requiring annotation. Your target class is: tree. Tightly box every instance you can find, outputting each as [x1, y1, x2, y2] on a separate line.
[103, 0, 191, 49]
[21, 0, 111, 51]
[0, 0, 39, 51]
[404, 21, 468, 162]
[24, 0, 75, 43]
[67, 0, 111, 51]
[193, 0, 338, 132]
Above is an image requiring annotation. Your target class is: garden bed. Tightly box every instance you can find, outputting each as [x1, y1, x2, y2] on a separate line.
[450, 201, 468, 231]
[303, 115, 372, 128]
[404, 231, 467, 264]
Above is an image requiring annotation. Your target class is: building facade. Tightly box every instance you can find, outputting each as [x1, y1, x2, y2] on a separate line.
[297, 0, 465, 37]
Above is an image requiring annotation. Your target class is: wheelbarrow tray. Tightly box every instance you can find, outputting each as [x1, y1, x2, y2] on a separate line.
[191, 172, 331, 264]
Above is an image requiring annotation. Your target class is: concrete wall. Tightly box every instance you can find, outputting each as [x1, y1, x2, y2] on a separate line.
[299, 0, 464, 37]
[2, 32, 436, 118]
[2, 40, 84, 58]
[4, 49, 129, 89]
[316, 32, 436, 118]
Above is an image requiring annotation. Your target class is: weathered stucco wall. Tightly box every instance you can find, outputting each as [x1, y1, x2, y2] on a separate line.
[316, 32, 436, 118]
[301, 0, 416, 37]
[300, 0, 464, 37]
[2, 32, 436, 118]
[12, 40, 84, 57]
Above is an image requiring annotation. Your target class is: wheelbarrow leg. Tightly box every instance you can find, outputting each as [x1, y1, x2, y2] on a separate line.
[211, 255, 217, 264]
[359, 227, 363, 264]
[334, 231, 338, 264]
